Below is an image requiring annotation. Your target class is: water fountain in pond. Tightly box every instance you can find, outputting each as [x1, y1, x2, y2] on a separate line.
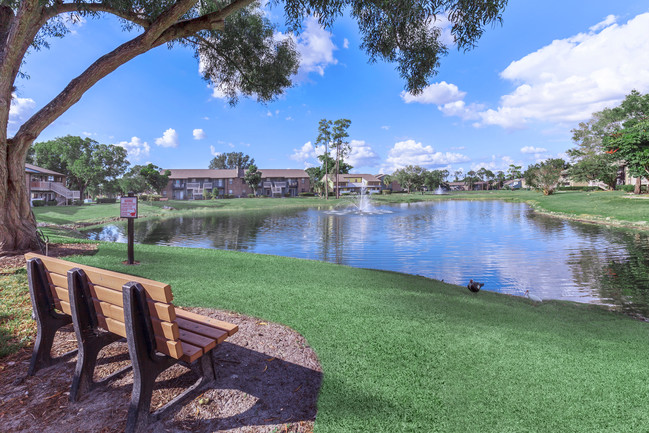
[324, 186, 392, 215]
[434, 185, 448, 195]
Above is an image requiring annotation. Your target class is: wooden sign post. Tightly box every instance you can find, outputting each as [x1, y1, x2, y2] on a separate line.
[120, 192, 138, 265]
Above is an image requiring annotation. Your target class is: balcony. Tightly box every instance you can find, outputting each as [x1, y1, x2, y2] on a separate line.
[172, 182, 185, 189]
[288, 180, 298, 187]
[186, 182, 201, 190]
[203, 182, 213, 189]
[263, 182, 272, 188]
[274, 182, 287, 188]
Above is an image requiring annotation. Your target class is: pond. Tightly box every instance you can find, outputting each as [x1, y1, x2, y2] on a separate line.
[85, 200, 649, 317]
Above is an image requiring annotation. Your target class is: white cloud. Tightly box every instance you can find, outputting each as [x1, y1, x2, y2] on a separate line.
[290, 141, 318, 162]
[521, 146, 547, 154]
[478, 13, 649, 128]
[8, 93, 36, 126]
[346, 140, 380, 169]
[210, 145, 220, 157]
[193, 128, 206, 140]
[343, 38, 350, 49]
[286, 116, 293, 121]
[275, 17, 338, 78]
[381, 125, 390, 130]
[116, 137, 150, 160]
[385, 139, 469, 172]
[154, 128, 179, 148]
[81, 131, 95, 137]
[401, 81, 466, 105]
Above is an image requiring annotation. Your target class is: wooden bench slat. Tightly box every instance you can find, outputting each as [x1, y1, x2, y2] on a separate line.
[58, 299, 72, 315]
[175, 309, 239, 336]
[178, 329, 217, 353]
[48, 271, 68, 290]
[147, 300, 176, 323]
[178, 342, 203, 363]
[25, 253, 173, 303]
[176, 317, 228, 344]
[88, 284, 176, 323]
[91, 301, 180, 341]
[96, 314, 187, 361]
[53, 285, 70, 304]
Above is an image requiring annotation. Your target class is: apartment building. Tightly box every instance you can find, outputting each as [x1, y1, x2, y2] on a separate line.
[26, 163, 80, 205]
[323, 173, 382, 195]
[162, 168, 310, 199]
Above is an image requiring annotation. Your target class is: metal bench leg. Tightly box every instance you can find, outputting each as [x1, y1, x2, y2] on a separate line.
[68, 269, 123, 401]
[123, 282, 175, 433]
[26, 258, 73, 376]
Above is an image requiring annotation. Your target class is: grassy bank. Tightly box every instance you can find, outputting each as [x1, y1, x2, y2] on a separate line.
[53, 242, 649, 432]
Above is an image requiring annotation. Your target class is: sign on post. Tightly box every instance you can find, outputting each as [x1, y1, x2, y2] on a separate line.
[120, 194, 138, 264]
[120, 196, 138, 218]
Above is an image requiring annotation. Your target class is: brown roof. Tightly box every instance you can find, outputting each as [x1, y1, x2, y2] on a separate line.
[165, 169, 239, 179]
[25, 163, 65, 176]
[259, 169, 308, 178]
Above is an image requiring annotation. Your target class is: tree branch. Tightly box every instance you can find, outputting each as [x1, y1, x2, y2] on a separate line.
[41, 3, 151, 29]
[151, 0, 255, 47]
[12, 0, 255, 144]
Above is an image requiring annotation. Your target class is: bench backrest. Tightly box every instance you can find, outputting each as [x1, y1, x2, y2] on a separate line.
[24, 253, 189, 360]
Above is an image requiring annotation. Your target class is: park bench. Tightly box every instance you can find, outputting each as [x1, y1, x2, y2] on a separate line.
[24, 252, 238, 432]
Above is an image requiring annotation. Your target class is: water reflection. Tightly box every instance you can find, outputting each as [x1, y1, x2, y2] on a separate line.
[85, 201, 649, 316]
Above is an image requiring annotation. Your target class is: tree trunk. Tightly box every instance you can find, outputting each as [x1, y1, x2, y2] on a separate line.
[634, 177, 641, 194]
[0, 138, 39, 253]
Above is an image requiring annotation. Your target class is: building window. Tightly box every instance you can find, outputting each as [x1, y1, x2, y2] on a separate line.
[229, 178, 233, 184]
[228, 189, 233, 194]
[162, 190, 167, 197]
[48, 175, 54, 181]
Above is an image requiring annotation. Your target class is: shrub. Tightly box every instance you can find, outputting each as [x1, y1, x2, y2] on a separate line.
[46, 199, 58, 206]
[96, 198, 117, 204]
[558, 186, 598, 192]
[73, 199, 83, 206]
[381, 190, 392, 195]
[32, 200, 45, 207]
[617, 184, 636, 192]
[248, 194, 256, 198]
[299, 192, 315, 197]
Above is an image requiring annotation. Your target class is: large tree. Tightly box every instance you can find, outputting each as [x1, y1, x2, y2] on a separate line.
[569, 90, 649, 193]
[31, 135, 129, 200]
[393, 165, 425, 194]
[1, 0, 507, 251]
[243, 163, 261, 195]
[208, 151, 255, 170]
[331, 118, 351, 199]
[315, 119, 332, 199]
[524, 158, 567, 195]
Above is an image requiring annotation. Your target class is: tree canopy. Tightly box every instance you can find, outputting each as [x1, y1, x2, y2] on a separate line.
[243, 163, 262, 195]
[568, 90, 649, 193]
[208, 151, 255, 170]
[1, 0, 508, 251]
[30, 135, 129, 199]
[524, 158, 567, 195]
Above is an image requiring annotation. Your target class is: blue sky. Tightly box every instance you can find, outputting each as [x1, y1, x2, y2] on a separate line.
[9, 0, 649, 176]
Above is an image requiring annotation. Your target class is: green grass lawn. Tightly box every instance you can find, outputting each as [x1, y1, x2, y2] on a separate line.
[59, 242, 649, 432]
